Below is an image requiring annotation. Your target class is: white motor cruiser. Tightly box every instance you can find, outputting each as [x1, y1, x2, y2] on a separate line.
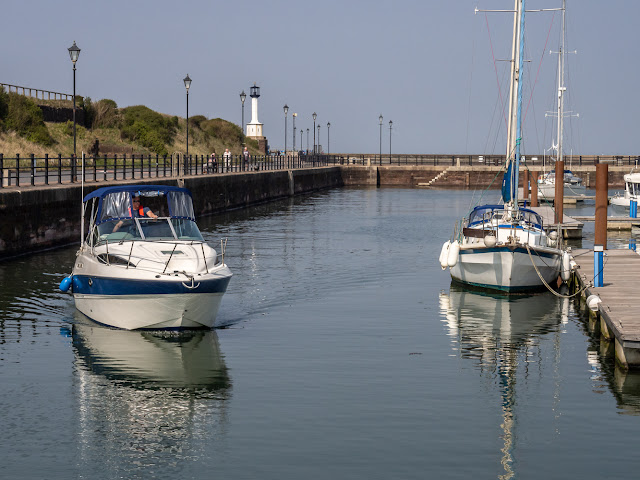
[610, 172, 640, 215]
[61, 185, 232, 330]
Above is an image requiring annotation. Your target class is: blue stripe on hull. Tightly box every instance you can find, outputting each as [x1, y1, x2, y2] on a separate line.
[459, 246, 558, 260]
[72, 275, 231, 295]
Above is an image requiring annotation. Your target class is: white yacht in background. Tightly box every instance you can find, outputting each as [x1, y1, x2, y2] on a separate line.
[537, 169, 586, 200]
[61, 184, 232, 330]
[610, 172, 640, 215]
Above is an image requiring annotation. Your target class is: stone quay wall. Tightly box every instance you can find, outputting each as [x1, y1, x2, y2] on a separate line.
[341, 165, 630, 189]
[0, 164, 631, 259]
[0, 167, 343, 259]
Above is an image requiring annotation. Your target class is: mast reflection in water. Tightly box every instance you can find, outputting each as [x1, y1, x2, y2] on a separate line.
[439, 285, 568, 479]
[70, 313, 231, 476]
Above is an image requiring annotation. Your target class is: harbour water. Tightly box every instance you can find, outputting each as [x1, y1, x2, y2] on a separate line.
[1, 187, 640, 479]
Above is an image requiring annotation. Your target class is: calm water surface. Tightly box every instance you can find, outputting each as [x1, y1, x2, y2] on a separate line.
[1, 187, 640, 479]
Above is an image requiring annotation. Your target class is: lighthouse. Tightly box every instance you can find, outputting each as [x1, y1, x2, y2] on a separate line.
[246, 83, 263, 139]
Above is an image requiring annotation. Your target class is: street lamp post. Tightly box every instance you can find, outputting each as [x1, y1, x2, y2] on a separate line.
[306, 128, 309, 153]
[283, 104, 288, 156]
[301, 129, 304, 154]
[184, 75, 192, 163]
[240, 90, 246, 135]
[317, 125, 320, 154]
[379, 114, 383, 161]
[312, 112, 317, 155]
[293, 113, 297, 152]
[327, 122, 330, 155]
[68, 41, 81, 158]
[389, 120, 393, 163]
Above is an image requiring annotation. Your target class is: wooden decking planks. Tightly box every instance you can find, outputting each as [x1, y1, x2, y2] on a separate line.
[572, 248, 640, 347]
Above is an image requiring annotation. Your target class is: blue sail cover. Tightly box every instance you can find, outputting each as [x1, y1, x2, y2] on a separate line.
[501, 162, 514, 203]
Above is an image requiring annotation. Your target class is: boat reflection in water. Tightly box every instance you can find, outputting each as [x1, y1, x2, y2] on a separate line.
[439, 284, 568, 480]
[69, 312, 231, 476]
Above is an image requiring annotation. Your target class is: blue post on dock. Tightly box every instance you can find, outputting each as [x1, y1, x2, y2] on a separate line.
[594, 245, 604, 287]
[630, 199, 638, 218]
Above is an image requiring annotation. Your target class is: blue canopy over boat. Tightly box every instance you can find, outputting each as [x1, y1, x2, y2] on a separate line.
[84, 185, 196, 224]
[83, 184, 191, 202]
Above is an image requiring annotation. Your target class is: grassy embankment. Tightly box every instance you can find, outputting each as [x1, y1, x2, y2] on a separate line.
[0, 88, 259, 158]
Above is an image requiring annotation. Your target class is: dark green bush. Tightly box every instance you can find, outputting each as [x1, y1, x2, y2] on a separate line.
[120, 105, 176, 155]
[200, 118, 244, 145]
[63, 120, 86, 137]
[189, 115, 207, 129]
[5, 93, 54, 146]
[92, 99, 120, 129]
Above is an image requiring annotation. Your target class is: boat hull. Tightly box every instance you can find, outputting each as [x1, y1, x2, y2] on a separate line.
[449, 244, 562, 292]
[538, 183, 586, 199]
[71, 248, 232, 330]
[610, 196, 632, 215]
[74, 291, 227, 329]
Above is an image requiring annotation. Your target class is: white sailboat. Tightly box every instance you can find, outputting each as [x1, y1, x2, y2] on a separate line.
[439, 0, 570, 292]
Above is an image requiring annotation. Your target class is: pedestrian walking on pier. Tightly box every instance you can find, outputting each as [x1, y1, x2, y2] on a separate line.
[223, 148, 231, 172]
[243, 146, 250, 171]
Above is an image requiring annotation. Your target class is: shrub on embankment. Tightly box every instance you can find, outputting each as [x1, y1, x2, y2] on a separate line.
[0, 86, 258, 157]
[0, 88, 54, 147]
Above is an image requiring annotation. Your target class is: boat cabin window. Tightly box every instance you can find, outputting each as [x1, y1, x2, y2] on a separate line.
[468, 206, 542, 229]
[90, 189, 203, 244]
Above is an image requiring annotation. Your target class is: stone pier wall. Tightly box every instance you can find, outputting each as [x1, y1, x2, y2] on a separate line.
[0, 167, 343, 259]
[0, 164, 631, 259]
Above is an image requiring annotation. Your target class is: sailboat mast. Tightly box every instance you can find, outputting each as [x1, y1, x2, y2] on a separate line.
[557, 0, 566, 167]
[512, 0, 526, 207]
[505, 0, 519, 162]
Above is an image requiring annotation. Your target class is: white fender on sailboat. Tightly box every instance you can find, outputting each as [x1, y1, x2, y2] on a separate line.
[447, 240, 460, 267]
[439, 241, 451, 270]
[561, 251, 572, 282]
[483, 234, 497, 248]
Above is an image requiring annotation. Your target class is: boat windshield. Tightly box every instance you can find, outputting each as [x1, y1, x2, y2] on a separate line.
[627, 181, 640, 196]
[468, 206, 543, 229]
[94, 218, 204, 244]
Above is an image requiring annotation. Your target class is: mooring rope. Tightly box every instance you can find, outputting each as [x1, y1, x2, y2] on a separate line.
[525, 243, 590, 298]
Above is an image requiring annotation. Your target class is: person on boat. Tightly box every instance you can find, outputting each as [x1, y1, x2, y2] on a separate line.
[112, 195, 158, 232]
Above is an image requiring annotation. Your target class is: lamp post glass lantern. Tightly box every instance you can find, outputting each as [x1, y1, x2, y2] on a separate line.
[240, 90, 246, 134]
[184, 74, 192, 160]
[68, 41, 81, 157]
[283, 104, 288, 155]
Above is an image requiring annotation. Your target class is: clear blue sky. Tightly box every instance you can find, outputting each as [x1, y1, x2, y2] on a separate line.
[2, 0, 638, 155]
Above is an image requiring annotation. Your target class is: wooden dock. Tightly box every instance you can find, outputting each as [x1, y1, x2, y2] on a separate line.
[529, 205, 584, 239]
[571, 216, 640, 231]
[571, 248, 640, 368]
